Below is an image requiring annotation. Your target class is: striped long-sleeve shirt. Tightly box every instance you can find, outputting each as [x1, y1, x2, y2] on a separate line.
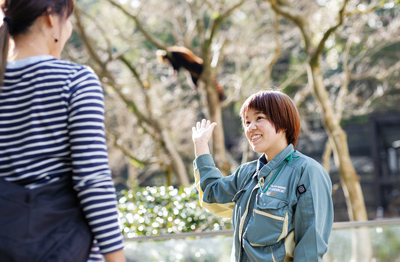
[0, 55, 124, 260]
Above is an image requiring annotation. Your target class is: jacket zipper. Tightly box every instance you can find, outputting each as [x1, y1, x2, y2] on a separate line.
[270, 246, 277, 262]
[237, 151, 295, 261]
[238, 164, 269, 261]
[238, 182, 259, 261]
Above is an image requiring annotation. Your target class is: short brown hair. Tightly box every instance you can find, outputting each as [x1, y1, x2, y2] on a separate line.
[239, 91, 301, 147]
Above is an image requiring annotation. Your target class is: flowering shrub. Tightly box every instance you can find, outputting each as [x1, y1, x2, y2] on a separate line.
[117, 185, 232, 238]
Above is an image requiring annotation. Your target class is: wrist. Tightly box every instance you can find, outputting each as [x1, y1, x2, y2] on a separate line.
[194, 139, 209, 145]
[195, 151, 210, 158]
[194, 143, 210, 158]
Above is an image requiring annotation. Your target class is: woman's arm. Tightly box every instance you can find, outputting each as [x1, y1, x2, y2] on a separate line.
[104, 249, 126, 262]
[293, 163, 334, 261]
[192, 119, 242, 218]
[192, 119, 217, 157]
[68, 67, 124, 255]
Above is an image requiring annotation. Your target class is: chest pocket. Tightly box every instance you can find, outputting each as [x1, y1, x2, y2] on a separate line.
[244, 194, 289, 247]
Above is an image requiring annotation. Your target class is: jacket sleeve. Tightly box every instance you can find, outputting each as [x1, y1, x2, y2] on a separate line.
[193, 154, 242, 218]
[293, 162, 334, 262]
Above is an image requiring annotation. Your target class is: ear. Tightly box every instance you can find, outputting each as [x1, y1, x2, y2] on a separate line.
[44, 7, 56, 27]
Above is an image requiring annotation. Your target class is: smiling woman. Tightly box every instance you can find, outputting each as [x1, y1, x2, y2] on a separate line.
[192, 90, 334, 262]
[242, 107, 288, 161]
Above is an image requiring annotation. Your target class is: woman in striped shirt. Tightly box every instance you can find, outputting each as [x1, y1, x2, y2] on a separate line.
[0, 0, 125, 261]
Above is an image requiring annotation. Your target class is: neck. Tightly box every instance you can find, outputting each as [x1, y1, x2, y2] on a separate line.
[265, 142, 289, 162]
[9, 34, 54, 61]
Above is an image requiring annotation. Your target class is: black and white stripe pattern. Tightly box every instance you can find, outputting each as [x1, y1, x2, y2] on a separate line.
[0, 56, 124, 259]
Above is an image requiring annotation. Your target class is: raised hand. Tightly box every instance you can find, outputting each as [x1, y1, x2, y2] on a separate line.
[192, 119, 217, 143]
[192, 119, 217, 157]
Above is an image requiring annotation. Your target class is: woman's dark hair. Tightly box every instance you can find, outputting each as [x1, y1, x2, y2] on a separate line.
[0, 0, 75, 85]
[240, 90, 301, 147]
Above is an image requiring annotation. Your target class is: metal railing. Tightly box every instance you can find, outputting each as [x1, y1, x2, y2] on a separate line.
[124, 218, 400, 242]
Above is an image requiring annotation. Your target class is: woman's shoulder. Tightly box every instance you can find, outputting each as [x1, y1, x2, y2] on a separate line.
[292, 151, 320, 166]
[51, 59, 97, 76]
[238, 159, 258, 175]
[290, 151, 327, 174]
[6, 56, 82, 73]
[241, 159, 258, 169]
[52, 60, 101, 90]
[12, 57, 99, 83]
[290, 151, 332, 189]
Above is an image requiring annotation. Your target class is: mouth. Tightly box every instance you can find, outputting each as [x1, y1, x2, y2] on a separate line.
[250, 134, 262, 143]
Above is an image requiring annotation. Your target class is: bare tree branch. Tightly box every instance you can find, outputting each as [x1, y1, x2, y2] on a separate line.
[206, 0, 247, 46]
[118, 54, 154, 118]
[322, 138, 333, 173]
[271, 0, 369, 222]
[351, 60, 400, 82]
[203, 0, 214, 10]
[335, 27, 355, 120]
[268, 0, 313, 54]
[107, 0, 167, 50]
[221, 0, 246, 20]
[349, 34, 400, 70]
[74, 8, 160, 131]
[280, 65, 307, 92]
[74, 8, 108, 70]
[292, 84, 310, 108]
[262, 13, 282, 89]
[291, 61, 314, 108]
[221, 77, 242, 108]
[75, 7, 114, 61]
[75, 9, 162, 144]
[107, 127, 152, 168]
[183, 3, 197, 47]
[345, 0, 382, 16]
[310, 0, 350, 65]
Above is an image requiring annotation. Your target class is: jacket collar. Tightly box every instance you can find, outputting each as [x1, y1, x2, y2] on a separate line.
[256, 154, 268, 171]
[254, 144, 295, 178]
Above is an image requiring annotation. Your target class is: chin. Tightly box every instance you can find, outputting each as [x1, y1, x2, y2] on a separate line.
[251, 147, 262, 154]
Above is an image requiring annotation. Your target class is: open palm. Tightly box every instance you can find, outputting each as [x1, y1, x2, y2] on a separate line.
[192, 119, 217, 144]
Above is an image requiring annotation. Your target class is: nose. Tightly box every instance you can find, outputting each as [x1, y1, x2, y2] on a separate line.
[247, 121, 257, 131]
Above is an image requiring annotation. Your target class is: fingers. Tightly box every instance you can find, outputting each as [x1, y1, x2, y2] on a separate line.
[194, 119, 216, 131]
[206, 120, 217, 130]
[201, 119, 206, 129]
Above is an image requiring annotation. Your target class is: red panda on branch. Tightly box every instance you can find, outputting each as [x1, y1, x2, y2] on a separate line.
[156, 46, 225, 101]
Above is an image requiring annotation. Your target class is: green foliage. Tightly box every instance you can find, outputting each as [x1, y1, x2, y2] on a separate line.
[326, 226, 400, 261]
[118, 185, 232, 237]
[373, 226, 400, 261]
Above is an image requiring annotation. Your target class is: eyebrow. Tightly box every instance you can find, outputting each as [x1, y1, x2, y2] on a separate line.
[245, 111, 263, 119]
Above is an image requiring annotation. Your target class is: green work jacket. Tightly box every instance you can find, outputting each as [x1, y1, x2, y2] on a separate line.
[193, 144, 334, 262]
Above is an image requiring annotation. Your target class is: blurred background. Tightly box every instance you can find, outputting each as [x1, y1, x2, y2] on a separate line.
[66, 0, 400, 260]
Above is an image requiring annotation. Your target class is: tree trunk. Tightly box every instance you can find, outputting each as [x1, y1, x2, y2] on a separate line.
[201, 51, 231, 175]
[310, 64, 368, 221]
[160, 130, 190, 186]
[322, 139, 333, 173]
